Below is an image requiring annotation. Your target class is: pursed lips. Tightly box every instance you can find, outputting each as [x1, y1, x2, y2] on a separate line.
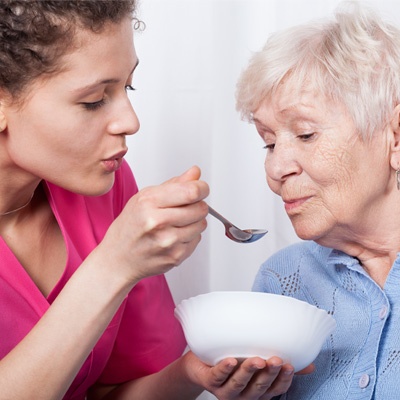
[104, 149, 128, 161]
[102, 149, 128, 172]
[283, 196, 312, 213]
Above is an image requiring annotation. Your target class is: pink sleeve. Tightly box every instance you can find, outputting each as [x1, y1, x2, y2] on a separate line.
[98, 275, 186, 383]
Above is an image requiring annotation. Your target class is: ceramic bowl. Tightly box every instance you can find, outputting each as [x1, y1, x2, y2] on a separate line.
[174, 291, 336, 372]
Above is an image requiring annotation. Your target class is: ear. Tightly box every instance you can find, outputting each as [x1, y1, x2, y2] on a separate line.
[389, 104, 400, 170]
[0, 108, 6, 132]
[0, 91, 9, 132]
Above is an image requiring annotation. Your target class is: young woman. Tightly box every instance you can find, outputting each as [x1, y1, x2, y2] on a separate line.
[0, 1, 296, 399]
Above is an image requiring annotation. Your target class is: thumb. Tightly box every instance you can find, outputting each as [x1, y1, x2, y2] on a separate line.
[172, 165, 202, 183]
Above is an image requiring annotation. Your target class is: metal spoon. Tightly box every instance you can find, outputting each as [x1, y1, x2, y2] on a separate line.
[208, 205, 268, 243]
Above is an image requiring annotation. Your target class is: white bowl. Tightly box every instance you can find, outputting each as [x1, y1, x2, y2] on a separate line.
[174, 291, 336, 372]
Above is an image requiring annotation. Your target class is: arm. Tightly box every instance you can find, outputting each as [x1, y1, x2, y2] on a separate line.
[0, 167, 209, 399]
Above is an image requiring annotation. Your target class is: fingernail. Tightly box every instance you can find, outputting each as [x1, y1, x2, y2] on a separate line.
[270, 363, 283, 372]
[227, 360, 238, 369]
[284, 368, 294, 375]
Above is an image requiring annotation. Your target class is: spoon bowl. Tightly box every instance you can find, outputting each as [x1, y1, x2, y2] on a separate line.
[208, 205, 268, 243]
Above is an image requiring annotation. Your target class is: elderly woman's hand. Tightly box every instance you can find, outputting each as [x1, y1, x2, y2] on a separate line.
[183, 351, 314, 400]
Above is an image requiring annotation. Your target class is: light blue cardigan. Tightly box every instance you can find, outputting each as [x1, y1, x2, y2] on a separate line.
[253, 240, 400, 400]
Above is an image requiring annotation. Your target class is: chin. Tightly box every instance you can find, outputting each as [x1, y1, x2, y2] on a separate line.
[88, 184, 115, 197]
[70, 177, 115, 197]
[291, 222, 320, 241]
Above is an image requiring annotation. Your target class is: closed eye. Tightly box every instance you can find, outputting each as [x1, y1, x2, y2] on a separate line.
[298, 133, 316, 141]
[80, 85, 136, 111]
[81, 99, 106, 111]
[263, 144, 275, 151]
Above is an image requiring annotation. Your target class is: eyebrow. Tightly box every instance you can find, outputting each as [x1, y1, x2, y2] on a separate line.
[252, 105, 319, 133]
[278, 102, 317, 118]
[72, 58, 140, 94]
[252, 117, 274, 132]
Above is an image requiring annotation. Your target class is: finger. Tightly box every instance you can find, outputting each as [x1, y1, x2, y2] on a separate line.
[127, 230, 204, 279]
[181, 352, 240, 391]
[148, 218, 207, 252]
[258, 364, 295, 399]
[216, 357, 268, 395]
[137, 202, 208, 243]
[137, 178, 209, 210]
[233, 357, 283, 399]
[171, 165, 201, 183]
[295, 363, 315, 375]
[164, 202, 209, 228]
[157, 232, 203, 269]
[206, 358, 240, 388]
[159, 166, 209, 207]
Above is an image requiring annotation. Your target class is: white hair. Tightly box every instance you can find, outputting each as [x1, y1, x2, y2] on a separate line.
[236, 1, 400, 140]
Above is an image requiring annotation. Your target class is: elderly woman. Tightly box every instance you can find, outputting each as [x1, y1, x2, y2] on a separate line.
[236, 1, 400, 399]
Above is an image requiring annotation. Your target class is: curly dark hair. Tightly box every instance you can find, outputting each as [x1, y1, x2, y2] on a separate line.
[0, 0, 137, 100]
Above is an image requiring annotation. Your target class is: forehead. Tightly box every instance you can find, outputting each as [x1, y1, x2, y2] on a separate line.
[46, 19, 136, 88]
[253, 80, 342, 125]
[70, 18, 136, 64]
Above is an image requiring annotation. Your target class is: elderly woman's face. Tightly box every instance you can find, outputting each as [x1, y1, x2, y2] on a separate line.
[252, 82, 391, 242]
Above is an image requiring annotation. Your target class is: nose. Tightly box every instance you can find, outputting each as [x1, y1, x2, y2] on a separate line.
[265, 141, 302, 183]
[108, 97, 140, 136]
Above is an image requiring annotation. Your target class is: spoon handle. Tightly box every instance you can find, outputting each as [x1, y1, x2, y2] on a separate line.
[208, 205, 236, 228]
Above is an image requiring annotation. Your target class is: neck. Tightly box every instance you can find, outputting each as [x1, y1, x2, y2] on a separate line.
[0, 192, 34, 217]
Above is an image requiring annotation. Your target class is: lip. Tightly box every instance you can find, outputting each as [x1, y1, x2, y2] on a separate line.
[283, 196, 311, 213]
[102, 149, 128, 173]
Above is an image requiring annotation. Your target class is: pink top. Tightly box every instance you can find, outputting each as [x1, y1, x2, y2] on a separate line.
[0, 161, 186, 399]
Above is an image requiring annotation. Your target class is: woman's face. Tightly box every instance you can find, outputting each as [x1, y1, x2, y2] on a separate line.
[2, 17, 139, 196]
[253, 82, 392, 243]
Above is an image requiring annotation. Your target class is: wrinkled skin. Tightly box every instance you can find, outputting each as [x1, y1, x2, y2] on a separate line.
[253, 81, 400, 286]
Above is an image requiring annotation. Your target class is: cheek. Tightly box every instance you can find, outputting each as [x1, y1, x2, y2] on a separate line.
[7, 117, 87, 174]
[312, 143, 356, 187]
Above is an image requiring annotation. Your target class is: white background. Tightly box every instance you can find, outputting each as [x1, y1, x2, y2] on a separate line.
[126, 1, 399, 398]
